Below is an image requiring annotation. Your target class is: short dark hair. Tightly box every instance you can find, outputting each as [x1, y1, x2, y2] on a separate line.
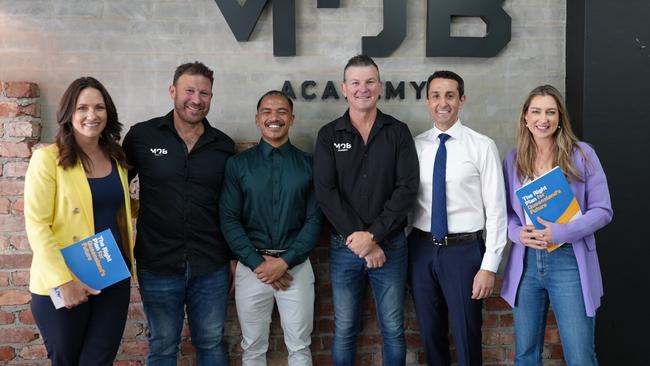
[173, 61, 214, 87]
[343, 54, 380, 81]
[426, 70, 464, 97]
[256, 90, 294, 112]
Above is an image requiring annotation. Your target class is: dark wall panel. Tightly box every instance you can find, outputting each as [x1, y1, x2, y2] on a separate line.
[568, 1, 650, 364]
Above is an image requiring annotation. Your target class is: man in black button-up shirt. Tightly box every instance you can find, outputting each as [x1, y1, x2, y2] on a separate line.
[313, 55, 419, 365]
[221, 90, 322, 365]
[123, 62, 234, 366]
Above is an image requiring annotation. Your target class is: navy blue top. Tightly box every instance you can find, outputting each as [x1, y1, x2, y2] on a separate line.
[88, 160, 125, 258]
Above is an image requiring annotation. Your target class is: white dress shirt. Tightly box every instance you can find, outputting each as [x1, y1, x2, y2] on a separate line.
[411, 120, 507, 272]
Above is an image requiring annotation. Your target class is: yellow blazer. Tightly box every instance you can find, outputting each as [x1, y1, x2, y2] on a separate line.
[24, 144, 135, 296]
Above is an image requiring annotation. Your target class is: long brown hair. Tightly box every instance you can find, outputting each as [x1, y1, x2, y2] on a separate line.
[55, 77, 129, 171]
[516, 85, 585, 182]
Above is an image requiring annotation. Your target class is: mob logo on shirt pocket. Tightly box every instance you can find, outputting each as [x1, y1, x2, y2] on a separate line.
[333, 142, 352, 152]
[149, 148, 168, 157]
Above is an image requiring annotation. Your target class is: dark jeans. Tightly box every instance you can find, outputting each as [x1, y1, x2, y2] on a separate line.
[31, 278, 131, 366]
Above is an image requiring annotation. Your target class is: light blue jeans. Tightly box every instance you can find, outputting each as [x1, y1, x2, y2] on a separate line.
[513, 245, 597, 366]
[329, 233, 407, 366]
[138, 265, 230, 366]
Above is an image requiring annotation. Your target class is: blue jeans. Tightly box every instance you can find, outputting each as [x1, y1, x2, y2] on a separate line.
[138, 265, 230, 366]
[513, 245, 597, 366]
[329, 232, 407, 366]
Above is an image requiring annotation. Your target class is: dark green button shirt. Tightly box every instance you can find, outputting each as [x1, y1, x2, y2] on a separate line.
[220, 139, 323, 270]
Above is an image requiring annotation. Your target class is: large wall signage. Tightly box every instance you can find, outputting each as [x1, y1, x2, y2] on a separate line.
[281, 80, 429, 101]
[214, 0, 512, 57]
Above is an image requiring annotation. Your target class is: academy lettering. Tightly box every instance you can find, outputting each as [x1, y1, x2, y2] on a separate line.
[281, 80, 428, 101]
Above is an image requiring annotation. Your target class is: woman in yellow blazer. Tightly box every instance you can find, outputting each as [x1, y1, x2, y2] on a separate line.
[24, 77, 135, 366]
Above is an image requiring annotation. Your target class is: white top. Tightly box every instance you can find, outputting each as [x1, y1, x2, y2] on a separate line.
[411, 120, 508, 272]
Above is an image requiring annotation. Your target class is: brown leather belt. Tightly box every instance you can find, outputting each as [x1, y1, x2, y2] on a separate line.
[411, 228, 483, 246]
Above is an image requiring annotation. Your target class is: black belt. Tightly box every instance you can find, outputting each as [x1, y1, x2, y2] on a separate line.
[256, 248, 285, 258]
[412, 228, 482, 246]
[331, 230, 403, 244]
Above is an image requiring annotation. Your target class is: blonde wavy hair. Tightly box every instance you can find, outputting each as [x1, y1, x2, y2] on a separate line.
[516, 85, 585, 182]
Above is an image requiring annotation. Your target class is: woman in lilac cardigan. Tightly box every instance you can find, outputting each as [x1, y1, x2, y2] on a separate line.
[500, 85, 612, 366]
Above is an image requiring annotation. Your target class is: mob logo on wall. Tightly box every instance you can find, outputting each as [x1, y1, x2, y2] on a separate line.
[214, 0, 511, 57]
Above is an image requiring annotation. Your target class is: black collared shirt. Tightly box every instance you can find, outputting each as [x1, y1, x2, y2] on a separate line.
[123, 111, 235, 276]
[220, 139, 322, 271]
[313, 109, 419, 243]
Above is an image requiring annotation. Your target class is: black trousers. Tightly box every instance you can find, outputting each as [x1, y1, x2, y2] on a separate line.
[31, 278, 131, 366]
[408, 234, 485, 366]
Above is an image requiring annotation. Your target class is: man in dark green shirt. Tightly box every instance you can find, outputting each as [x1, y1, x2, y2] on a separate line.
[220, 90, 322, 366]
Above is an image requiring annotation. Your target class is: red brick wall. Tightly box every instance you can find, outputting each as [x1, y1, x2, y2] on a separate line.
[0, 81, 566, 365]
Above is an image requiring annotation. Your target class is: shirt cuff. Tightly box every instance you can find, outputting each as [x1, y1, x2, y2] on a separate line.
[43, 272, 74, 290]
[242, 253, 265, 271]
[280, 250, 298, 269]
[367, 224, 385, 244]
[480, 251, 502, 273]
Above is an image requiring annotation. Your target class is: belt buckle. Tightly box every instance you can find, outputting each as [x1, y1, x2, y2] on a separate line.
[432, 235, 448, 246]
[258, 249, 280, 258]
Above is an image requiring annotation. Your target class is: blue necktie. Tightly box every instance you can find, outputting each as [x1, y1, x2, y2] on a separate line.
[431, 133, 450, 240]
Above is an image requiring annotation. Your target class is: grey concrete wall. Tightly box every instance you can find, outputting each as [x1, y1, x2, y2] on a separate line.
[0, 0, 565, 155]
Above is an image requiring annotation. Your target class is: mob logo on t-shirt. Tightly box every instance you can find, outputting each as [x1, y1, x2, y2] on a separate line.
[333, 142, 352, 152]
[149, 148, 168, 157]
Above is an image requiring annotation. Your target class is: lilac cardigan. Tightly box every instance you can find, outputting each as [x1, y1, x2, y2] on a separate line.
[500, 142, 613, 316]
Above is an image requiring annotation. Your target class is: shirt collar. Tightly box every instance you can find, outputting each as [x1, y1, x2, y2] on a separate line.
[334, 108, 394, 132]
[156, 110, 175, 129]
[432, 119, 463, 141]
[157, 110, 218, 140]
[259, 138, 292, 158]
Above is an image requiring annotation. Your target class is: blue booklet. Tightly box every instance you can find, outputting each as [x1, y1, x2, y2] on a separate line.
[49, 229, 130, 308]
[515, 166, 582, 252]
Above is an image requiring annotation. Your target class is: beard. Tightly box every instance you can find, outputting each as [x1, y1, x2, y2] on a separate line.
[174, 100, 209, 125]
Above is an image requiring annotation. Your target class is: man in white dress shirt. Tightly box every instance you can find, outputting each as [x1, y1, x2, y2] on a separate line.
[408, 70, 507, 366]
